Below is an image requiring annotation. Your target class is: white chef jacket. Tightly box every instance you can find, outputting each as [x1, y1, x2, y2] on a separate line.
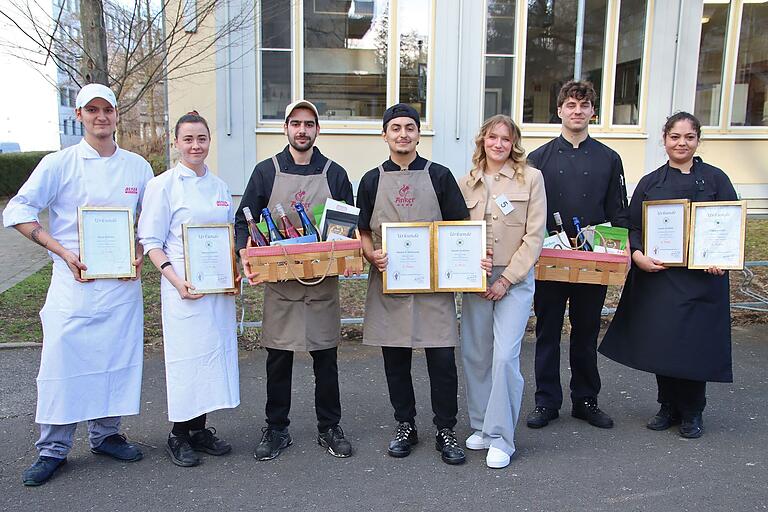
[138, 163, 240, 422]
[2, 139, 153, 424]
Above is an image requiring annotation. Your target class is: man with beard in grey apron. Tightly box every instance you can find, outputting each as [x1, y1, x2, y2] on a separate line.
[357, 104, 470, 465]
[237, 100, 355, 460]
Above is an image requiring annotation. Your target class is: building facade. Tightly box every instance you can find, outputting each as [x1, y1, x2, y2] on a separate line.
[167, 0, 768, 210]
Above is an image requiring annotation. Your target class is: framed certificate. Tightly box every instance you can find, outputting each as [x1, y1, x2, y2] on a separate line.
[381, 222, 433, 294]
[182, 224, 237, 294]
[433, 221, 487, 292]
[77, 206, 136, 279]
[688, 200, 747, 270]
[642, 199, 690, 267]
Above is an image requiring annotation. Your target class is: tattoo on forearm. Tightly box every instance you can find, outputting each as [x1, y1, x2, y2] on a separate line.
[30, 226, 48, 248]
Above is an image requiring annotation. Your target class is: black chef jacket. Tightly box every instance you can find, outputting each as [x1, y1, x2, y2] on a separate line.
[528, 135, 629, 237]
[235, 146, 354, 251]
[356, 154, 469, 230]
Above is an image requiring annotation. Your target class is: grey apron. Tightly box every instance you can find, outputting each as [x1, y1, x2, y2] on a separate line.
[362, 162, 459, 348]
[261, 155, 341, 352]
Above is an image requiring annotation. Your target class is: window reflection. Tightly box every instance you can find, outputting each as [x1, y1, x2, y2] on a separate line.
[695, 2, 729, 127]
[612, 0, 647, 125]
[483, 0, 516, 119]
[398, 0, 431, 119]
[732, 2, 768, 126]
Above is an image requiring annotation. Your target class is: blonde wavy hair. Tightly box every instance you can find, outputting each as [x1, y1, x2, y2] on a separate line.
[471, 115, 526, 181]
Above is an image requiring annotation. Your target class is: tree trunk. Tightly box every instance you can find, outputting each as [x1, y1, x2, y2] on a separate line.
[80, 0, 109, 85]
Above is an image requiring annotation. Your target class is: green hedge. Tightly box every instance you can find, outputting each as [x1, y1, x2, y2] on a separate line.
[0, 151, 52, 197]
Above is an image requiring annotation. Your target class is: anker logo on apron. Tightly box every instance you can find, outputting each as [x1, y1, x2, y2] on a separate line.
[290, 189, 308, 209]
[394, 184, 415, 207]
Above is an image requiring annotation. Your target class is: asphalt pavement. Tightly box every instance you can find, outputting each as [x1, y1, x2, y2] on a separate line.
[0, 328, 766, 512]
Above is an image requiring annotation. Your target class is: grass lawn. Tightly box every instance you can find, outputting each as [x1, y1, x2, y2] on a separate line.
[2, 219, 768, 346]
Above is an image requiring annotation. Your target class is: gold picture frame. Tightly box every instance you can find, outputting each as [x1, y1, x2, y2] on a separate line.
[77, 206, 136, 279]
[688, 200, 747, 270]
[642, 199, 691, 267]
[182, 223, 237, 294]
[381, 222, 434, 294]
[432, 221, 487, 292]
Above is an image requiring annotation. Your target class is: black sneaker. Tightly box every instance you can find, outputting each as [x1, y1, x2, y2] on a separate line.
[646, 403, 681, 431]
[254, 427, 292, 461]
[318, 425, 352, 458]
[572, 398, 614, 429]
[166, 435, 201, 467]
[526, 406, 559, 428]
[189, 427, 232, 456]
[435, 428, 465, 465]
[90, 433, 143, 461]
[387, 422, 418, 458]
[22, 456, 66, 486]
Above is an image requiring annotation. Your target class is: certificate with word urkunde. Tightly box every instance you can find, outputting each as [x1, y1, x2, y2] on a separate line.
[382, 222, 433, 293]
[688, 201, 746, 270]
[434, 221, 486, 292]
[642, 199, 690, 267]
[78, 207, 136, 279]
[183, 224, 237, 294]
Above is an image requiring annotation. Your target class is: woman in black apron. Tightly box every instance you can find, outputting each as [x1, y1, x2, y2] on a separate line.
[599, 112, 737, 439]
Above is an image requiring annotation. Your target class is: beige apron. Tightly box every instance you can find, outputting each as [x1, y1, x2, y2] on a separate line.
[363, 162, 459, 348]
[261, 155, 341, 352]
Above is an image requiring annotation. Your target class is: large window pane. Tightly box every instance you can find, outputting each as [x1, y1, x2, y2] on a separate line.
[304, 0, 387, 121]
[612, 0, 647, 125]
[695, 2, 729, 126]
[486, 0, 515, 55]
[731, 2, 768, 126]
[261, 0, 291, 49]
[398, 0, 431, 119]
[484, 57, 514, 118]
[523, 0, 607, 124]
[262, 51, 292, 120]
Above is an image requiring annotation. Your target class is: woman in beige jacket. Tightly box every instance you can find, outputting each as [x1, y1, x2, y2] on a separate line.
[459, 115, 546, 468]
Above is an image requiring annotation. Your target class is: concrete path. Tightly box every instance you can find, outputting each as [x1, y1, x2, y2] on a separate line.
[0, 327, 766, 511]
[0, 199, 50, 294]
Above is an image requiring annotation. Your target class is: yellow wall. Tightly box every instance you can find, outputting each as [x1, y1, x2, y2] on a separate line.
[697, 140, 768, 184]
[254, 133, 434, 181]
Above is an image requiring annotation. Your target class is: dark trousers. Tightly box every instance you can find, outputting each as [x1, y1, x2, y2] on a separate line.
[172, 414, 206, 436]
[533, 281, 607, 409]
[265, 347, 341, 432]
[656, 375, 707, 416]
[381, 346, 458, 430]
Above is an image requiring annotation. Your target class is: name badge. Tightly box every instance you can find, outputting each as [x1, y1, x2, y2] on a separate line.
[495, 194, 514, 216]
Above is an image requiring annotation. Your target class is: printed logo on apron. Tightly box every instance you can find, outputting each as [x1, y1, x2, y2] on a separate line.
[291, 189, 308, 209]
[395, 184, 415, 207]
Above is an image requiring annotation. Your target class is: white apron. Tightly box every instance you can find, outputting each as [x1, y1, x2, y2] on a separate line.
[36, 148, 148, 425]
[140, 165, 240, 422]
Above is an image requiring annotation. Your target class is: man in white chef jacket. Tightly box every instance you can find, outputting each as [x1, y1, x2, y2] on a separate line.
[2, 84, 153, 487]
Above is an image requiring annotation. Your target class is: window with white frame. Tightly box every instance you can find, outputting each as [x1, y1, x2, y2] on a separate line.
[695, 1, 729, 127]
[258, 0, 433, 124]
[483, 0, 648, 127]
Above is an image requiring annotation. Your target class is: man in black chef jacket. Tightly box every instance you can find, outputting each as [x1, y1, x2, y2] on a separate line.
[525, 81, 628, 430]
[236, 100, 355, 460]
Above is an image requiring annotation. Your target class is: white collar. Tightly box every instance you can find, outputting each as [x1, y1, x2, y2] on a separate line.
[176, 162, 208, 179]
[77, 138, 119, 160]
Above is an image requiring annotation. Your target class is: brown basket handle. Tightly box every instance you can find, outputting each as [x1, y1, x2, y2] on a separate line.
[281, 241, 336, 286]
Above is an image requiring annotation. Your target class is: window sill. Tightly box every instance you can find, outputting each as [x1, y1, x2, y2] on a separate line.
[254, 126, 436, 136]
[521, 130, 648, 139]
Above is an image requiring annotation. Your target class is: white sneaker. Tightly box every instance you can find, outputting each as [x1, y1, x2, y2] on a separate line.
[465, 432, 490, 450]
[486, 446, 511, 469]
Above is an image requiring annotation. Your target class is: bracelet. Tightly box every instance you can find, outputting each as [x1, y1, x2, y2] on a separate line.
[160, 261, 172, 270]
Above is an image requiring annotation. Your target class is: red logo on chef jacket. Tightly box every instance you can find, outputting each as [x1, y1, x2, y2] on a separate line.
[124, 186, 138, 195]
[290, 190, 307, 208]
[394, 184, 415, 207]
[216, 200, 229, 207]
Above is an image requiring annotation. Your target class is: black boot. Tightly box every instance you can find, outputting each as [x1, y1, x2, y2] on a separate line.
[646, 403, 680, 431]
[435, 428, 465, 465]
[388, 422, 418, 458]
[679, 413, 704, 439]
[572, 398, 614, 429]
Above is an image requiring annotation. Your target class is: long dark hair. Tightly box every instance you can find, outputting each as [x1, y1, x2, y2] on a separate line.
[174, 110, 210, 138]
[663, 111, 701, 139]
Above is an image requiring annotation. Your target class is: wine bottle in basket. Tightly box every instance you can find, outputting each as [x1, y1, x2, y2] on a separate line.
[273, 203, 301, 238]
[261, 207, 284, 241]
[242, 206, 269, 246]
[572, 216, 593, 252]
[294, 202, 320, 242]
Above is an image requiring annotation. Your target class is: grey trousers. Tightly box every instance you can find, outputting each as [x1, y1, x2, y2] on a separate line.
[461, 268, 533, 456]
[36, 416, 121, 459]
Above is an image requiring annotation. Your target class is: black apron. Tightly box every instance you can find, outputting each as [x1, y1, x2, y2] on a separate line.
[599, 163, 733, 382]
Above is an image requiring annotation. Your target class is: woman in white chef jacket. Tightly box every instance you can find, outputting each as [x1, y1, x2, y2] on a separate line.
[138, 111, 240, 467]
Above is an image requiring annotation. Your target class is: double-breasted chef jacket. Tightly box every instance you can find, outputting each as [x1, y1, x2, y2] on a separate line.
[599, 158, 737, 383]
[234, 146, 354, 352]
[138, 163, 240, 422]
[356, 154, 469, 348]
[2, 139, 153, 425]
